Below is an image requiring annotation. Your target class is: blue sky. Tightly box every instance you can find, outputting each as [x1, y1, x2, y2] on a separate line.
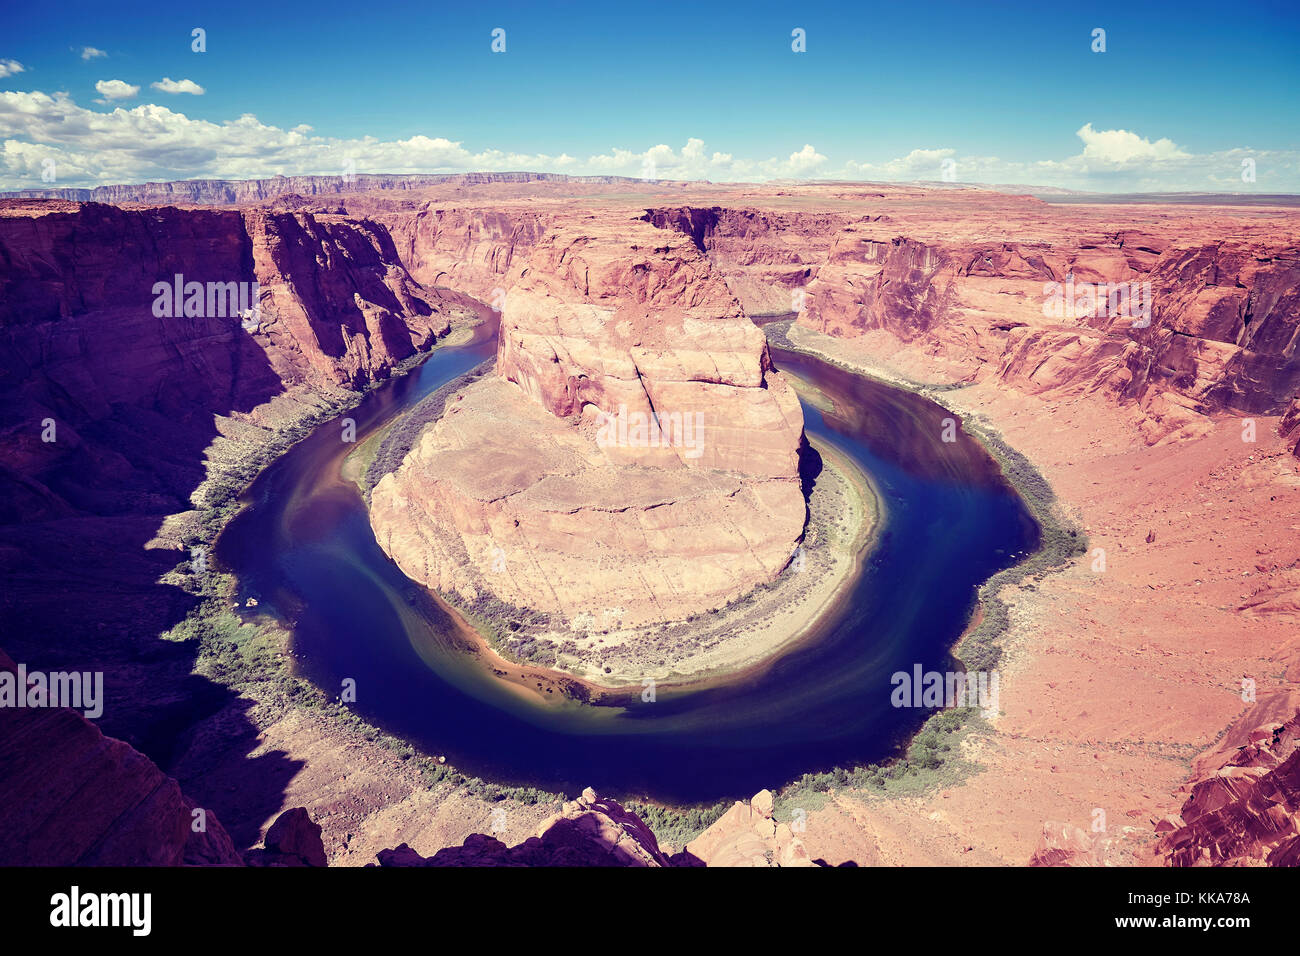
[2, 0, 1298, 190]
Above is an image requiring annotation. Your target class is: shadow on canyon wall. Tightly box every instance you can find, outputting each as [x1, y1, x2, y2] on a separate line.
[0, 311, 304, 853]
[0, 197, 472, 859]
[0, 205, 305, 857]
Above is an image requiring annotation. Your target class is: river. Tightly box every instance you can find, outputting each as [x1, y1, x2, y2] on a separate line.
[216, 317, 1039, 804]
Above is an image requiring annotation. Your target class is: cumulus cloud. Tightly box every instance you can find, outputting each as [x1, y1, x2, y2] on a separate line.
[80, 47, 107, 61]
[1073, 122, 1189, 165]
[844, 147, 957, 179]
[838, 125, 1299, 192]
[0, 92, 836, 190]
[151, 77, 205, 95]
[0, 95, 1293, 193]
[93, 79, 139, 103]
[0, 59, 24, 78]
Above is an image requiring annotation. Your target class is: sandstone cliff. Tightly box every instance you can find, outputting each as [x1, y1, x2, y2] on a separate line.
[796, 212, 1300, 453]
[639, 205, 847, 314]
[2, 172, 652, 206]
[0, 197, 469, 774]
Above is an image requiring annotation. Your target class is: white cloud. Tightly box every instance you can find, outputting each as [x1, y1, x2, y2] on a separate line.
[0, 59, 24, 78]
[838, 125, 1299, 192]
[0, 95, 1293, 193]
[1073, 122, 1189, 165]
[845, 147, 958, 179]
[784, 144, 827, 175]
[151, 77, 205, 95]
[80, 47, 107, 61]
[93, 80, 139, 103]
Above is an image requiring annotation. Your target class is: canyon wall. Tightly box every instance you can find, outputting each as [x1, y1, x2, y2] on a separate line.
[1157, 709, 1300, 866]
[376, 204, 553, 299]
[0, 198, 468, 766]
[639, 206, 847, 314]
[3, 172, 652, 205]
[3, 181, 1297, 867]
[796, 218, 1300, 450]
[0, 650, 244, 865]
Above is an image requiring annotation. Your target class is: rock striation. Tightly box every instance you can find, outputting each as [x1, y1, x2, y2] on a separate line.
[2, 172, 653, 206]
[796, 208, 1300, 454]
[1157, 711, 1300, 866]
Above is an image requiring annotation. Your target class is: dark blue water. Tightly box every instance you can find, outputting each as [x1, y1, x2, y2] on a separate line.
[217, 323, 1039, 804]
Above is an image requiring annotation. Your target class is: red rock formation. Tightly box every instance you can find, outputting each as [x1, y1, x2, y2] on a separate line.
[369, 218, 807, 628]
[1157, 711, 1300, 866]
[5, 172, 651, 205]
[1281, 396, 1300, 456]
[246, 808, 329, 867]
[684, 788, 818, 866]
[373, 788, 673, 867]
[0, 650, 244, 866]
[377, 205, 552, 300]
[0, 197, 470, 785]
[639, 206, 846, 314]
[796, 208, 1300, 454]
[1028, 822, 1107, 867]
[243, 209, 452, 388]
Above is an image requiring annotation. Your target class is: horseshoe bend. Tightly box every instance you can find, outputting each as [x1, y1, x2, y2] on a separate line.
[3, 170, 1300, 877]
[365, 218, 851, 685]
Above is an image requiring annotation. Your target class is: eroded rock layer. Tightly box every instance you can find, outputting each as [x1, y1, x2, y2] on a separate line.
[371, 219, 806, 628]
[795, 204, 1300, 450]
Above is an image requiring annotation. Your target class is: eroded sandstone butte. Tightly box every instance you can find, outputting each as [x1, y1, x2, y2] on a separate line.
[370, 219, 807, 628]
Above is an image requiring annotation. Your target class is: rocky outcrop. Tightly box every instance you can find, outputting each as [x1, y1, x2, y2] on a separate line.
[1028, 823, 1108, 867]
[243, 209, 452, 388]
[374, 788, 673, 867]
[246, 807, 329, 867]
[370, 219, 806, 629]
[370, 787, 817, 868]
[1280, 396, 1300, 456]
[1157, 711, 1300, 866]
[684, 788, 818, 866]
[0, 649, 244, 865]
[639, 206, 845, 314]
